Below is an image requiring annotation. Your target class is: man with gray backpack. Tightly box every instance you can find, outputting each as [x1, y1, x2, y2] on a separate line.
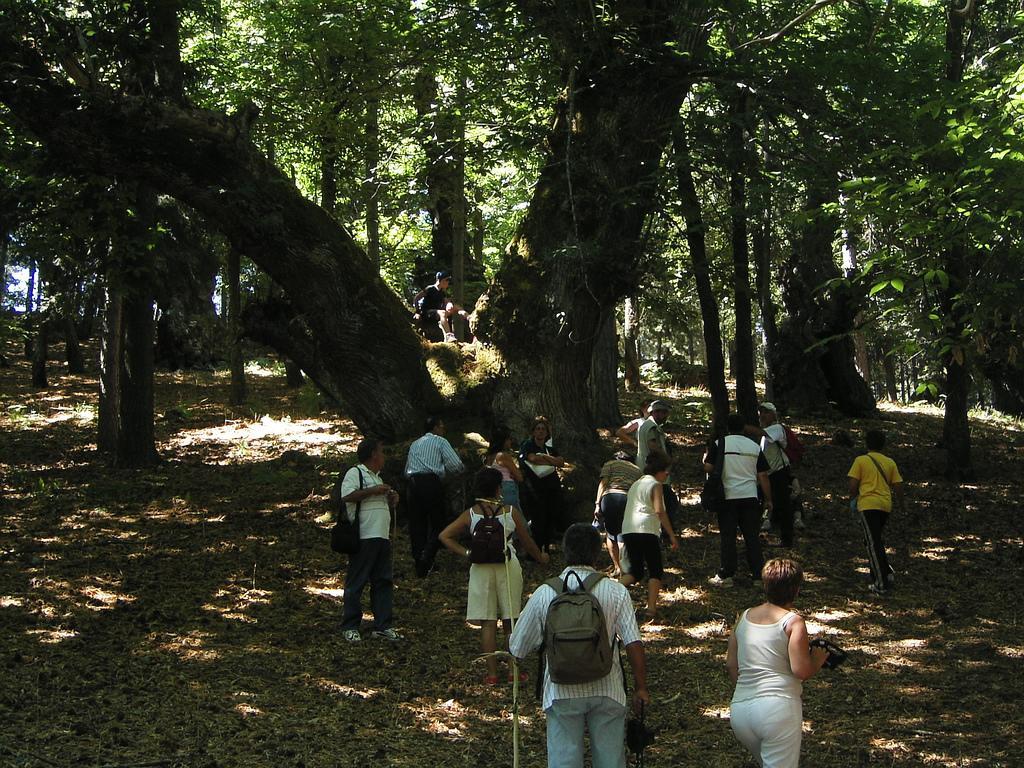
[509, 524, 649, 768]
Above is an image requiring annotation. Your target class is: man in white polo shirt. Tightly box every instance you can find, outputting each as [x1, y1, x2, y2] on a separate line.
[510, 524, 649, 768]
[340, 438, 401, 642]
[703, 413, 772, 588]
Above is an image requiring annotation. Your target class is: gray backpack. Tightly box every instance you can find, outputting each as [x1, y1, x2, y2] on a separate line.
[542, 570, 614, 684]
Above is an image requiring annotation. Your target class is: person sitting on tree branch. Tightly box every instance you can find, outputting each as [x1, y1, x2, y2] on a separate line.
[412, 270, 467, 342]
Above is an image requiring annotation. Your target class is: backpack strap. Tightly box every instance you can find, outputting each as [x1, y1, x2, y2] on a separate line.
[581, 571, 606, 592]
[865, 454, 892, 491]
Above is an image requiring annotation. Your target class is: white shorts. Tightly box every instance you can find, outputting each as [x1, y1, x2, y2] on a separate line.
[466, 558, 523, 621]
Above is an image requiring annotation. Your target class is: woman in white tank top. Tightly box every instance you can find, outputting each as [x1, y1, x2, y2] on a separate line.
[725, 559, 829, 768]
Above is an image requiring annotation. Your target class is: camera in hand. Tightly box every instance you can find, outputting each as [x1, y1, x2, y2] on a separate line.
[626, 715, 656, 753]
[810, 637, 848, 669]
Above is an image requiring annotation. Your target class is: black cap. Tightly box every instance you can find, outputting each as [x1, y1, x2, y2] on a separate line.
[436, 270, 452, 281]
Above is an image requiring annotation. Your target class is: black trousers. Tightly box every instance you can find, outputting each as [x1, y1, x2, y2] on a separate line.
[858, 508, 894, 589]
[406, 472, 446, 569]
[717, 498, 764, 579]
[768, 467, 793, 546]
[523, 473, 562, 551]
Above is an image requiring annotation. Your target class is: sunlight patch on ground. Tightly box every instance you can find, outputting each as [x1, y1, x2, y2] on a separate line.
[26, 627, 79, 644]
[1, 595, 25, 608]
[996, 645, 1024, 659]
[683, 618, 729, 640]
[155, 630, 220, 661]
[809, 608, 855, 623]
[80, 582, 136, 611]
[870, 738, 911, 757]
[660, 644, 711, 656]
[304, 586, 345, 600]
[4, 401, 96, 429]
[662, 584, 705, 603]
[164, 414, 353, 461]
[676, 525, 706, 539]
[310, 678, 380, 700]
[804, 619, 849, 636]
[404, 698, 468, 738]
[233, 691, 264, 717]
[701, 705, 730, 720]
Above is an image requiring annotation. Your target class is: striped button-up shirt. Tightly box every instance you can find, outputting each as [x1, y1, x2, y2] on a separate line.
[404, 432, 465, 478]
[509, 566, 641, 709]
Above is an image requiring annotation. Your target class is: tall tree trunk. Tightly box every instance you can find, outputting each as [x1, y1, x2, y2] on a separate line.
[774, 178, 875, 416]
[63, 313, 85, 374]
[285, 359, 304, 388]
[622, 296, 642, 391]
[98, 286, 123, 453]
[752, 131, 778, 403]
[31, 313, 48, 388]
[25, 260, 35, 314]
[475, 12, 704, 458]
[588, 307, 622, 427]
[115, 187, 160, 468]
[726, 89, 758, 421]
[880, 343, 899, 401]
[365, 94, 381, 269]
[0, 229, 8, 308]
[939, 0, 975, 481]
[320, 137, 337, 218]
[673, 129, 729, 434]
[228, 246, 247, 405]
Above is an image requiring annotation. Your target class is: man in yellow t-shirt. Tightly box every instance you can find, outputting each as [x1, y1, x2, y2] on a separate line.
[847, 430, 904, 595]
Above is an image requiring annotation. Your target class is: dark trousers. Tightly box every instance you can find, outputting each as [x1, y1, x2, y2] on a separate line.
[664, 484, 681, 528]
[858, 509, 894, 589]
[407, 472, 446, 569]
[717, 498, 764, 579]
[341, 538, 393, 631]
[768, 467, 793, 546]
[524, 473, 561, 551]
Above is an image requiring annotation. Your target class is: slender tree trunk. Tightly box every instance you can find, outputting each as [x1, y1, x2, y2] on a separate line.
[0, 230, 8, 308]
[726, 90, 758, 421]
[228, 246, 247, 405]
[880, 343, 899, 401]
[940, 0, 975, 480]
[26, 260, 35, 314]
[752, 131, 778, 403]
[673, 129, 729, 433]
[31, 313, 48, 388]
[98, 286, 123, 453]
[365, 94, 380, 269]
[284, 359, 304, 388]
[115, 187, 160, 468]
[588, 307, 622, 427]
[64, 313, 85, 374]
[622, 296, 642, 391]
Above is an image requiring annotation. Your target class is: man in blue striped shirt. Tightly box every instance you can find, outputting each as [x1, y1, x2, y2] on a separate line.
[405, 416, 465, 577]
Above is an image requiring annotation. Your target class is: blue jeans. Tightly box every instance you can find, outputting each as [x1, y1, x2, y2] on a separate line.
[545, 696, 626, 768]
[341, 538, 393, 631]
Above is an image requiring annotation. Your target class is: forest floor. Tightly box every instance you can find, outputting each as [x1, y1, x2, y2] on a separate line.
[1, 342, 1022, 768]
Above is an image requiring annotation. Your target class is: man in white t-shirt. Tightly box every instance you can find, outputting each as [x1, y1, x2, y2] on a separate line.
[510, 524, 649, 768]
[703, 413, 772, 588]
[339, 438, 402, 642]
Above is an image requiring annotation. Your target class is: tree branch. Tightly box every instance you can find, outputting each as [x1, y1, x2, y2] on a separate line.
[733, 0, 846, 52]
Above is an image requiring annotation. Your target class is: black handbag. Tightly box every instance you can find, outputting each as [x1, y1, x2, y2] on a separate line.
[330, 467, 363, 554]
[700, 437, 726, 511]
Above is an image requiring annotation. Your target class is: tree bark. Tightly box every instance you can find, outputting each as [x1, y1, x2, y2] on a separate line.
[673, 129, 729, 433]
[63, 312, 85, 374]
[0, 29, 438, 441]
[115, 187, 160, 468]
[31, 313, 48, 388]
[752, 130, 778, 404]
[365, 94, 380, 269]
[475, 13, 702, 457]
[726, 89, 758, 422]
[880, 343, 899, 401]
[622, 296, 642, 391]
[773, 179, 875, 417]
[588, 307, 622, 427]
[98, 286, 123, 453]
[939, 0, 975, 481]
[228, 246, 247, 405]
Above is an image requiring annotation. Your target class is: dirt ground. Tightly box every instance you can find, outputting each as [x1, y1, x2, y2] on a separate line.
[1, 346, 1021, 768]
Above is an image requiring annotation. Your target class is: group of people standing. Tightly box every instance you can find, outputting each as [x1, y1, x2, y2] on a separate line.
[330, 399, 905, 768]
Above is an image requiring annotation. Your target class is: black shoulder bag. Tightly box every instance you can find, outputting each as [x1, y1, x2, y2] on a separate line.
[700, 438, 727, 511]
[330, 467, 364, 554]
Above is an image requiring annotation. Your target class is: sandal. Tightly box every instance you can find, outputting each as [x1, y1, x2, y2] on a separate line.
[508, 670, 528, 683]
[483, 675, 501, 686]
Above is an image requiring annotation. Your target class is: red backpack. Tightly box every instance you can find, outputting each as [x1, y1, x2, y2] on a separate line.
[783, 425, 805, 467]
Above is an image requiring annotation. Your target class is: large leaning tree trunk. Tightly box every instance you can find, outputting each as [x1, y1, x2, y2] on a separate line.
[474, 3, 712, 459]
[0, 21, 439, 441]
[773, 178, 876, 417]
